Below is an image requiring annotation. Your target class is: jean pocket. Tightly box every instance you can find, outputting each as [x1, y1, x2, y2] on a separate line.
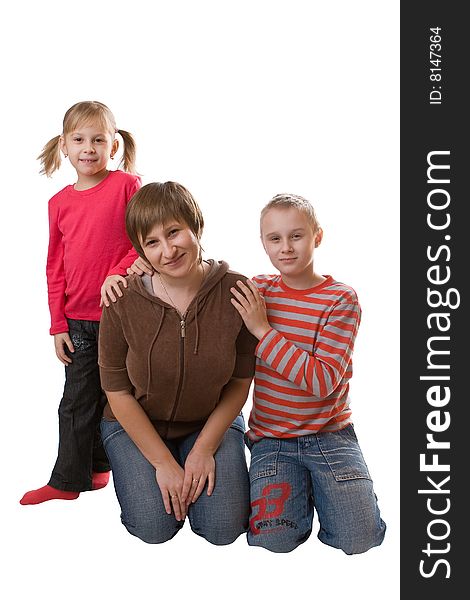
[248, 439, 280, 483]
[68, 327, 94, 353]
[317, 425, 371, 482]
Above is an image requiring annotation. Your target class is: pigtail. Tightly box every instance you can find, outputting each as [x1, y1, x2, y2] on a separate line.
[116, 129, 137, 174]
[37, 135, 62, 177]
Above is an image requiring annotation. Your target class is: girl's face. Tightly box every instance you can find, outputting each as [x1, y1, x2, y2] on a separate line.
[60, 122, 118, 187]
[140, 220, 201, 281]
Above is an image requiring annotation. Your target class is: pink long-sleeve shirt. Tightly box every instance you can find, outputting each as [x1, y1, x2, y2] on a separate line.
[46, 170, 141, 334]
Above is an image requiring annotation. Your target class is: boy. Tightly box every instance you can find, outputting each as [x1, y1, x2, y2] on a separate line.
[230, 193, 386, 554]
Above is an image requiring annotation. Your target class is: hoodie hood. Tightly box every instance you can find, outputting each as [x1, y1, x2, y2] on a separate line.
[127, 259, 230, 308]
[127, 259, 230, 356]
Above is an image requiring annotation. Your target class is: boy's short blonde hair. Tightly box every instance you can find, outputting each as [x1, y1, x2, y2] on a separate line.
[126, 182, 204, 258]
[260, 193, 320, 233]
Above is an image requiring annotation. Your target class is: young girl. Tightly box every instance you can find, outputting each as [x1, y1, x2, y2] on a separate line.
[20, 101, 141, 505]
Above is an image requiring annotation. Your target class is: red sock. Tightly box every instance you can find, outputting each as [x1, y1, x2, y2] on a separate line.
[19, 485, 80, 505]
[92, 471, 110, 490]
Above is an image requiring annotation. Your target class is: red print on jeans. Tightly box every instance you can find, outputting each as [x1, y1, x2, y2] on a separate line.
[250, 482, 292, 535]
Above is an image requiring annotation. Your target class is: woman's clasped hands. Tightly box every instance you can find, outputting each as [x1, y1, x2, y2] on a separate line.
[155, 446, 215, 521]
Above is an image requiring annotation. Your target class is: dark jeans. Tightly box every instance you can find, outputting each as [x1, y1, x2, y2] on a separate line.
[48, 319, 110, 492]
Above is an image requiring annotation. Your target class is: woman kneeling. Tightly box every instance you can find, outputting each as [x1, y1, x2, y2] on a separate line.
[98, 182, 256, 544]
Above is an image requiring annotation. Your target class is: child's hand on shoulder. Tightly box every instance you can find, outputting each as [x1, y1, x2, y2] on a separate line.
[230, 279, 271, 340]
[126, 256, 153, 277]
[100, 275, 128, 307]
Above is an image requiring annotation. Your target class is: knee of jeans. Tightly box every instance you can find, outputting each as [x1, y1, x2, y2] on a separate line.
[320, 519, 386, 555]
[334, 535, 380, 555]
[204, 528, 244, 546]
[123, 516, 182, 545]
[248, 529, 307, 553]
[192, 518, 247, 546]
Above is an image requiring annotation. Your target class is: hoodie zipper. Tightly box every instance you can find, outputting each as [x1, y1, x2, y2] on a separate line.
[167, 310, 187, 431]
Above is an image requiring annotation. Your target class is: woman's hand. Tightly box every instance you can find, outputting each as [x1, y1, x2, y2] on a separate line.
[230, 279, 271, 340]
[181, 447, 216, 504]
[155, 458, 188, 521]
[54, 332, 74, 365]
[100, 275, 127, 307]
[126, 256, 154, 276]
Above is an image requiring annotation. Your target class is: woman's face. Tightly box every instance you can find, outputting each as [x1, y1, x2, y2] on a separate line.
[140, 220, 200, 280]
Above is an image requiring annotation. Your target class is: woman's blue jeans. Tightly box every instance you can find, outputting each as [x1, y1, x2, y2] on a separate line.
[101, 414, 249, 545]
[246, 424, 386, 554]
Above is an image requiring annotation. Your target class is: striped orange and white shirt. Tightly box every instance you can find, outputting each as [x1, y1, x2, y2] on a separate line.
[247, 274, 361, 441]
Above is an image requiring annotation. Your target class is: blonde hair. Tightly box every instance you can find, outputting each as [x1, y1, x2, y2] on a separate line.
[126, 182, 205, 258]
[38, 101, 137, 176]
[260, 193, 320, 233]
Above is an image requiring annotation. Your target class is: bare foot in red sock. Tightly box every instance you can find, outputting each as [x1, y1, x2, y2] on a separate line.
[20, 485, 80, 505]
[92, 471, 110, 490]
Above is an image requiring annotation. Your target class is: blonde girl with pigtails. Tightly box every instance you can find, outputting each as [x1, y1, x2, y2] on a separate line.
[20, 101, 141, 505]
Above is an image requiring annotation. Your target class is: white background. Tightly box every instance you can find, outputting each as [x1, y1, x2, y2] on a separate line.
[1, 1, 399, 599]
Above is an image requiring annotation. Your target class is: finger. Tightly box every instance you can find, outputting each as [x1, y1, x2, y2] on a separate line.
[100, 286, 110, 307]
[112, 283, 124, 298]
[56, 353, 69, 366]
[162, 490, 172, 515]
[191, 476, 206, 503]
[236, 279, 254, 299]
[57, 349, 72, 365]
[230, 287, 250, 309]
[246, 279, 261, 299]
[206, 471, 215, 496]
[65, 337, 75, 354]
[188, 476, 200, 502]
[107, 288, 117, 303]
[230, 297, 245, 315]
[171, 494, 184, 521]
[181, 471, 193, 503]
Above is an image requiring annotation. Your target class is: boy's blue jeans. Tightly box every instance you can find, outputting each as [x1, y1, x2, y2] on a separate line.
[246, 424, 386, 554]
[101, 413, 249, 545]
[48, 319, 110, 492]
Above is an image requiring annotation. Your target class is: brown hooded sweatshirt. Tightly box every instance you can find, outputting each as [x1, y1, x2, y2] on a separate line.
[98, 260, 257, 439]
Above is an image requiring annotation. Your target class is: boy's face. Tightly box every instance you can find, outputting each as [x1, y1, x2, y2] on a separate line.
[260, 207, 322, 281]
